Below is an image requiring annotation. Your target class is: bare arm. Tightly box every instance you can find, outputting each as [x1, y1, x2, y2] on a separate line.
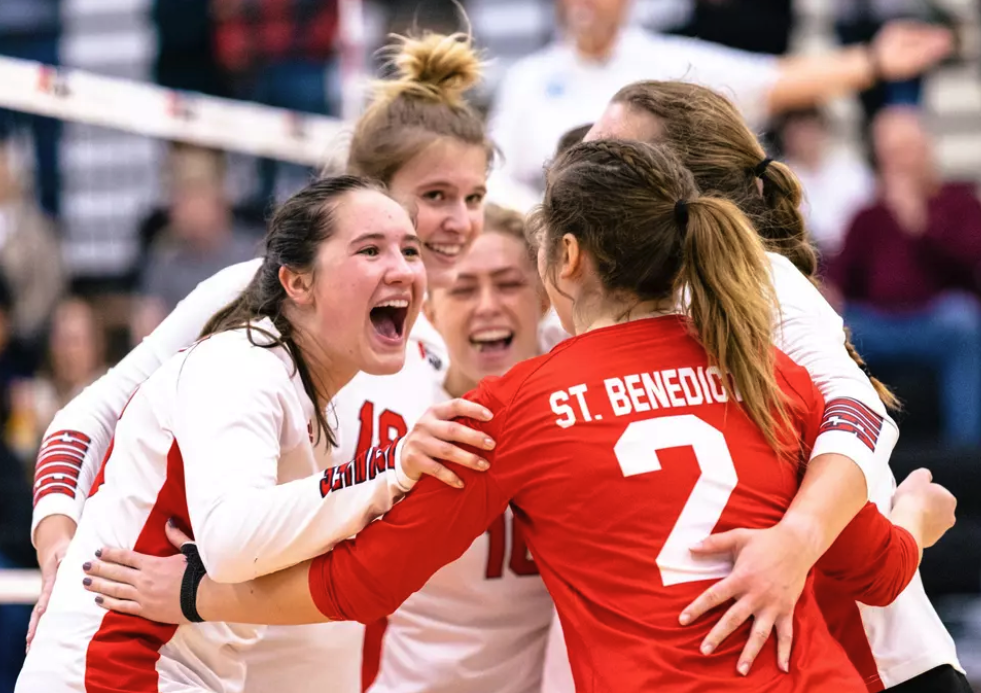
[768, 21, 952, 115]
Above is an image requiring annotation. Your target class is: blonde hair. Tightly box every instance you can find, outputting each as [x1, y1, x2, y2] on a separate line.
[537, 139, 791, 451]
[347, 32, 492, 184]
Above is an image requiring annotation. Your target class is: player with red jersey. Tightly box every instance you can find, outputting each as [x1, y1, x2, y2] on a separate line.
[85, 140, 955, 692]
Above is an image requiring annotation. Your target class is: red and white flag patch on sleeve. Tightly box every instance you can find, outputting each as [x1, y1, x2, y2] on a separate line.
[819, 398, 883, 452]
[33, 430, 91, 506]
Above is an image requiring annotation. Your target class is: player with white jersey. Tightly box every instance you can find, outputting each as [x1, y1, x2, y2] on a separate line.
[17, 176, 498, 693]
[488, 0, 952, 194]
[534, 81, 967, 692]
[26, 32, 500, 693]
[346, 204, 553, 693]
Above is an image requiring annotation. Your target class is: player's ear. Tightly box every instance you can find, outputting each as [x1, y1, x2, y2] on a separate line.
[558, 234, 582, 281]
[279, 266, 314, 307]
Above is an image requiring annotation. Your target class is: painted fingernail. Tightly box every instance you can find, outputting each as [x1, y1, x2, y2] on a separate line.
[679, 612, 691, 625]
[82, 577, 92, 587]
[738, 663, 749, 676]
[701, 643, 714, 655]
[94, 549, 102, 558]
[82, 562, 92, 571]
[94, 596, 103, 605]
[168, 518, 176, 527]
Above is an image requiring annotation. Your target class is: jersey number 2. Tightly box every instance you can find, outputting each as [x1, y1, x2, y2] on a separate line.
[614, 415, 738, 586]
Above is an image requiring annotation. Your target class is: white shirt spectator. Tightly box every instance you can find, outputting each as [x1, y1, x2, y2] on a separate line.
[488, 25, 779, 192]
[791, 149, 875, 256]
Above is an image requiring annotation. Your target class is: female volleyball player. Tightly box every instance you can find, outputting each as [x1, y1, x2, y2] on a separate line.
[15, 175, 496, 693]
[359, 204, 553, 693]
[565, 80, 969, 693]
[82, 139, 954, 693]
[29, 31, 560, 693]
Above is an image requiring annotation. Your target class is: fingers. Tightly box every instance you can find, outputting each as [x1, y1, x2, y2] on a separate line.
[83, 558, 139, 586]
[688, 529, 743, 557]
[82, 575, 140, 603]
[699, 598, 754, 656]
[410, 456, 463, 489]
[735, 613, 775, 676]
[425, 418, 495, 453]
[165, 520, 193, 550]
[680, 578, 736, 626]
[92, 594, 142, 617]
[775, 614, 794, 673]
[434, 399, 493, 423]
[94, 546, 144, 570]
[25, 586, 51, 652]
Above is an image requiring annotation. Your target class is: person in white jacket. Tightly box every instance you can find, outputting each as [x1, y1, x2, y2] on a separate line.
[489, 0, 953, 194]
[16, 175, 493, 693]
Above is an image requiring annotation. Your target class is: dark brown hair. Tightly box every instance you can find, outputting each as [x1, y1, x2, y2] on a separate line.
[347, 32, 493, 185]
[201, 175, 388, 447]
[611, 80, 897, 410]
[537, 139, 790, 450]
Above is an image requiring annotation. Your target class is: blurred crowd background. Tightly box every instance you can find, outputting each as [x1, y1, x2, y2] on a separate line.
[0, 0, 979, 690]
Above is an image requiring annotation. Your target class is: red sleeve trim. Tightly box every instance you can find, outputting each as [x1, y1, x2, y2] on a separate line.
[819, 398, 884, 452]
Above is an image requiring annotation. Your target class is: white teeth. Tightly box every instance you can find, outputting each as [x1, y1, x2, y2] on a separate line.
[376, 299, 409, 309]
[471, 328, 512, 342]
[426, 243, 462, 257]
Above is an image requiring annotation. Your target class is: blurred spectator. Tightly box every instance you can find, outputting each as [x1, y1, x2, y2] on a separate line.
[0, 0, 62, 219]
[211, 0, 342, 207]
[8, 298, 106, 460]
[134, 145, 259, 340]
[489, 0, 952, 193]
[153, 0, 226, 97]
[680, 0, 794, 56]
[775, 108, 874, 257]
[0, 144, 65, 345]
[828, 107, 981, 447]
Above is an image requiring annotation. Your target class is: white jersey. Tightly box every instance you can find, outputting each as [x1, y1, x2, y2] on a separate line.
[329, 334, 554, 693]
[488, 26, 779, 193]
[18, 323, 413, 693]
[30, 259, 379, 693]
[539, 252, 961, 692]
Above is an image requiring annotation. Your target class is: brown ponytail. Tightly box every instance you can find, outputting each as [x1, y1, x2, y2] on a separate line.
[540, 138, 791, 451]
[610, 80, 898, 411]
[681, 197, 789, 450]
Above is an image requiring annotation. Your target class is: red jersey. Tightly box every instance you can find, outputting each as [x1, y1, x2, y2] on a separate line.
[309, 316, 918, 693]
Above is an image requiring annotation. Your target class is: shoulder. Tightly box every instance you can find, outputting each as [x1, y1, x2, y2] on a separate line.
[180, 327, 292, 390]
[472, 348, 567, 413]
[499, 42, 566, 89]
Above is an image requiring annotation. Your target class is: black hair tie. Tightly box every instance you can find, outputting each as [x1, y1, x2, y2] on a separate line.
[674, 199, 689, 230]
[180, 542, 207, 623]
[753, 158, 773, 178]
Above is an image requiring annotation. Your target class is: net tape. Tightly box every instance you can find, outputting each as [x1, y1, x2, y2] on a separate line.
[0, 55, 346, 166]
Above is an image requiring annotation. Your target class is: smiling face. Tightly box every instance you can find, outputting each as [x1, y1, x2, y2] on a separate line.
[387, 138, 488, 290]
[293, 188, 426, 380]
[429, 227, 546, 394]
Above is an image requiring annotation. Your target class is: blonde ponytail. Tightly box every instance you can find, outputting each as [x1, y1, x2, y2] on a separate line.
[681, 196, 790, 451]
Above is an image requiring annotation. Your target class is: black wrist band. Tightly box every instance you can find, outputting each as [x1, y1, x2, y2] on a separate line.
[180, 543, 207, 623]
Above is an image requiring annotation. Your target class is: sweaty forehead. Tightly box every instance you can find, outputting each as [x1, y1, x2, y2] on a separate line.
[586, 103, 662, 144]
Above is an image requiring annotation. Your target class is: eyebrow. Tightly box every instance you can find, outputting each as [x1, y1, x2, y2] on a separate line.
[350, 232, 420, 246]
[455, 267, 524, 281]
[417, 180, 488, 195]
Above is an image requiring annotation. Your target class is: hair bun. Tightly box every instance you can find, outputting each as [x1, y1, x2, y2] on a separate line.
[380, 32, 482, 107]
